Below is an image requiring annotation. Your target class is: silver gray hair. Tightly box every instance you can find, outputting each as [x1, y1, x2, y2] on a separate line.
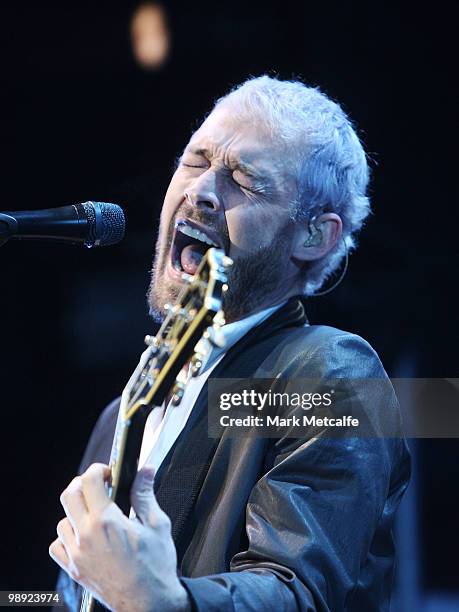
[214, 75, 371, 295]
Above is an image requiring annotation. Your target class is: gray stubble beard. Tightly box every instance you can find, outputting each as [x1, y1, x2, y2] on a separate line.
[148, 220, 293, 324]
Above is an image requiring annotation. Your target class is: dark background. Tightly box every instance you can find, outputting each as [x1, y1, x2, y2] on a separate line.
[2, 0, 458, 606]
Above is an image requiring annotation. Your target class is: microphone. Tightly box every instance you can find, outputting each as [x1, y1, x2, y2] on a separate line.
[0, 201, 125, 248]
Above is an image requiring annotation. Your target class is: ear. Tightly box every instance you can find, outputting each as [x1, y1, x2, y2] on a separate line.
[291, 213, 342, 263]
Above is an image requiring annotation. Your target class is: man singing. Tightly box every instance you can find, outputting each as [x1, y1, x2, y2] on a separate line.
[51, 76, 410, 611]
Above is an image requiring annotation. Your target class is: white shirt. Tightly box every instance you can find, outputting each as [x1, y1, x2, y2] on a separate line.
[137, 302, 285, 473]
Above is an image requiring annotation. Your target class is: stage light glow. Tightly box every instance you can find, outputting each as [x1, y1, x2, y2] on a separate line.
[131, 2, 170, 70]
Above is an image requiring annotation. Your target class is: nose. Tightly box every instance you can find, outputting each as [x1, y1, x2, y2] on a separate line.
[184, 171, 221, 212]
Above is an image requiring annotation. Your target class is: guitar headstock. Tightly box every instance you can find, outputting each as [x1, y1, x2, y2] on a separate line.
[121, 247, 232, 421]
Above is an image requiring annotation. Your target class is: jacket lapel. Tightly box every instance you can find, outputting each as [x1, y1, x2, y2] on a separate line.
[154, 296, 308, 549]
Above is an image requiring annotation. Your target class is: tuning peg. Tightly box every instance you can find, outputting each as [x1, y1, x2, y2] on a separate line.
[170, 381, 186, 406]
[190, 354, 204, 377]
[194, 337, 212, 358]
[144, 334, 159, 347]
[213, 310, 226, 327]
[206, 325, 225, 349]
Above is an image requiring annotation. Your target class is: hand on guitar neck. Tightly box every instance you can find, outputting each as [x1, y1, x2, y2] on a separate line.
[49, 462, 190, 612]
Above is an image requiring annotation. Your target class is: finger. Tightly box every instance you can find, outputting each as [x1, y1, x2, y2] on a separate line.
[80, 463, 111, 513]
[60, 477, 88, 530]
[130, 465, 163, 525]
[49, 537, 70, 572]
[56, 517, 77, 549]
[49, 538, 81, 584]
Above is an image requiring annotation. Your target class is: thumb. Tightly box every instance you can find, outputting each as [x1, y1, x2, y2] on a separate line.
[131, 465, 157, 525]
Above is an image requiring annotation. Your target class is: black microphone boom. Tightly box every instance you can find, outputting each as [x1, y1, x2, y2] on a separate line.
[0, 201, 125, 248]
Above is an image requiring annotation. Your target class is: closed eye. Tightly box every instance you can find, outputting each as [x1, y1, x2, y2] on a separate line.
[233, 174, 264, 195]
[178, 159, 266, 196]
[234, 180, 254, 193]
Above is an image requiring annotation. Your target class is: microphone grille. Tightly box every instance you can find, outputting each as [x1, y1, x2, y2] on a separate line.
[79, 201, 125, 247]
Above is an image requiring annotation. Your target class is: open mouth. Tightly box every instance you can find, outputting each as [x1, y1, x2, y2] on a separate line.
[170, 219, 223, 276]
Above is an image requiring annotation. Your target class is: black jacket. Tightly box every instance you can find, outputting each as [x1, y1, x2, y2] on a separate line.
[58, 297, 410, 611]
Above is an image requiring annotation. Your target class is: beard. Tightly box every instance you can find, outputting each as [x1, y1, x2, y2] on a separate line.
[147, 204, 293, 323]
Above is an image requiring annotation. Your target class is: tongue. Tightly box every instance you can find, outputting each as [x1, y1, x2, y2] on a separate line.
[180, 244, 206, 275]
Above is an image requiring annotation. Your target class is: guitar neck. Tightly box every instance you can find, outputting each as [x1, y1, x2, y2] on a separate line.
[78, 247, 231, 612]
[108, 403, 152, 515]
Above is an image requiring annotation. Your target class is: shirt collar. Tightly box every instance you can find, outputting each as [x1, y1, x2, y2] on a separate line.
[202, 300, 287, 372]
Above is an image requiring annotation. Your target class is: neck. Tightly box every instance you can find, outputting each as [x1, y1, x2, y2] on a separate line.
[225, 285, 303, 324]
